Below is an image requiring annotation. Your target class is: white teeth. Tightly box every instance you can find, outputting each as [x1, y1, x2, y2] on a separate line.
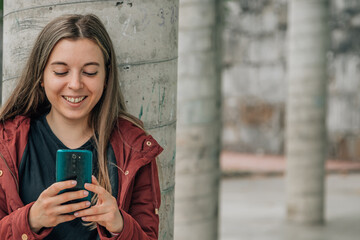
[64, 96, 85, 103]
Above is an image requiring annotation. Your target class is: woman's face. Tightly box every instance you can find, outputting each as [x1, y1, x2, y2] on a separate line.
[42, 38, 106, 124]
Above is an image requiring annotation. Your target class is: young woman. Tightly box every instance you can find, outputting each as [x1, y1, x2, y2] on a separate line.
[0, 14, 163, 240]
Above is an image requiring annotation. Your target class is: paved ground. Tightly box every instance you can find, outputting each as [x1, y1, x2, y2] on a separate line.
[221, 151, 360, 177]
[220, 173, 360, 240]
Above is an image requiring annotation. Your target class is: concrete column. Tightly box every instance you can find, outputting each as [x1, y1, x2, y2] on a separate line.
[3, 1, 178, 238]
[286, 0, 329, 224]
[175, 0, 222, 239]
[0, 2, 3, 104]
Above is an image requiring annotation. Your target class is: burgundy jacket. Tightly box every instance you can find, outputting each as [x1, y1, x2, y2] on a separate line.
[0, 116, 163, 240]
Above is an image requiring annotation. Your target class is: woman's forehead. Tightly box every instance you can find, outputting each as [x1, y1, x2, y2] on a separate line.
[48, 38, 105, 66]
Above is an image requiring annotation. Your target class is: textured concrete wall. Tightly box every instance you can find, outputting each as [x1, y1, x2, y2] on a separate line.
[222, 0, 360, 161]
[222, 0, 287, 155]
[0, 7, 2, 103]
[175, 0, 222, 239]
[285, 0, 328, 224]
[327, 0, 360, 161]
[3, 1, 178, 239]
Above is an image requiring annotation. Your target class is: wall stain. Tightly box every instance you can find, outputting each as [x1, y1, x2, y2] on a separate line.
[152, 82, 156, 93]
[139, 105, 143, 120]
[158, 85, 166, 122]
[158, 8, 165, 26]
[121, 14, 133, 38]
[171, 150, 176, 164]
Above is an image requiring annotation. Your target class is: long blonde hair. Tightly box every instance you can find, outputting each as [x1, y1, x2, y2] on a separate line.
[0, 14, 143, 222]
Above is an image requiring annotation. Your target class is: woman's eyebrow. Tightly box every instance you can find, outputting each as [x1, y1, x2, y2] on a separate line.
[50, 61, 67, 66]
[49, 62, 100, 66]
[84, 62, 100, 67]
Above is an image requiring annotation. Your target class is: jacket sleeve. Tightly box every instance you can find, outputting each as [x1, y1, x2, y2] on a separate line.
[97, 159, 161, 240]
[0, 202, 52, 239]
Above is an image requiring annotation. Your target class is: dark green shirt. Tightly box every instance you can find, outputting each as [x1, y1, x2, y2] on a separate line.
[19, 115, 118, 240]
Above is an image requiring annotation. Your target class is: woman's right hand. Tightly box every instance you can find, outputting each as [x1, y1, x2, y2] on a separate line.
[28, 180, 91, 233]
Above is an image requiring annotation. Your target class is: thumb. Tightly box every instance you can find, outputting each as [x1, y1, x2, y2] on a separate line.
[91, 175, 100, 185]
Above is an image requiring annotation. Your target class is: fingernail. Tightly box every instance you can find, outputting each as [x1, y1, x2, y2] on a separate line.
[86, 201, 91, 207]
[74, 212, 79, 217]
[72, 180, 77, 185]
[82, 217, 87, 221]
[83, 191, 89, 196]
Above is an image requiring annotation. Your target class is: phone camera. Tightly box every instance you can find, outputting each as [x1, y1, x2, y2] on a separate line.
[72, 154, 76, 159]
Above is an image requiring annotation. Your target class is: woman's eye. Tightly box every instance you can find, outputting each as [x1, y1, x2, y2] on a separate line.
[53, 71, 68, 76]
[83, 71, 98, 76]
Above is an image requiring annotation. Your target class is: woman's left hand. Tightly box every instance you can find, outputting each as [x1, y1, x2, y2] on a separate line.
[74, 176, 124, 234]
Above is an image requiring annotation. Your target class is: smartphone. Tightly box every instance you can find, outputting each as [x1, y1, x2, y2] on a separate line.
[56, 149, 92, 203]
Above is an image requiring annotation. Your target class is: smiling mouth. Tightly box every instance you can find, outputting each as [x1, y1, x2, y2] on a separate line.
[63, 96, 87, 103]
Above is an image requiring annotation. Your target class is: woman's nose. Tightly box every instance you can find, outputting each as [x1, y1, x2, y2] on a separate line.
[67, 73, 83, 90]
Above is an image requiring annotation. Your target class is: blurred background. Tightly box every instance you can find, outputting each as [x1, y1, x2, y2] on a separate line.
[219, 1, 360, 239]
[222, 0, 360, 161]
[175, 0, 360, 239]
[1, 0, 360, 240]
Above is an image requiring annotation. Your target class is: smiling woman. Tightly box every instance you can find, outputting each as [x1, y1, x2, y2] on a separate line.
[0, 14, 163, 240]
[42, 38, 106, 148]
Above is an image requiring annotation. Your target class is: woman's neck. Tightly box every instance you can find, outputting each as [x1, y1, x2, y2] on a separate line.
[46, 113, 93, 149]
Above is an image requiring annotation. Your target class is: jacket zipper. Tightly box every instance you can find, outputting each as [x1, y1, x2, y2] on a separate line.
[120, 158, 157, 212]
[150, 161, 159, 215]
[0, 151, 19, 192]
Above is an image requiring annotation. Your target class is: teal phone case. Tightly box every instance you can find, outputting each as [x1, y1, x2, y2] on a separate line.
[56, 149, 92, 203]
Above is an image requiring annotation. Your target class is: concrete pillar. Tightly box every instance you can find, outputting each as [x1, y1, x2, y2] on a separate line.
[175, 0, 222, 239]
[3, 1, 178, 238]
[0, 2, 3, 103]
[286, 0, 329, 224]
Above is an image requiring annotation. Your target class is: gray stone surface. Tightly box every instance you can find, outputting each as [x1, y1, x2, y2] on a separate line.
[220, 174, 360, 240]
[222, 0, 287, 155]
[175, 0, 222, 239]
[222, 0, 360, 161]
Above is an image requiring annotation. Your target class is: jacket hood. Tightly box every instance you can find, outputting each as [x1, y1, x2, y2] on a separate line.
[0, 116, 30, 141]
[111, 117, 164, 163]
[0, 116, 31, 171]
[111, 117, 164, 213]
